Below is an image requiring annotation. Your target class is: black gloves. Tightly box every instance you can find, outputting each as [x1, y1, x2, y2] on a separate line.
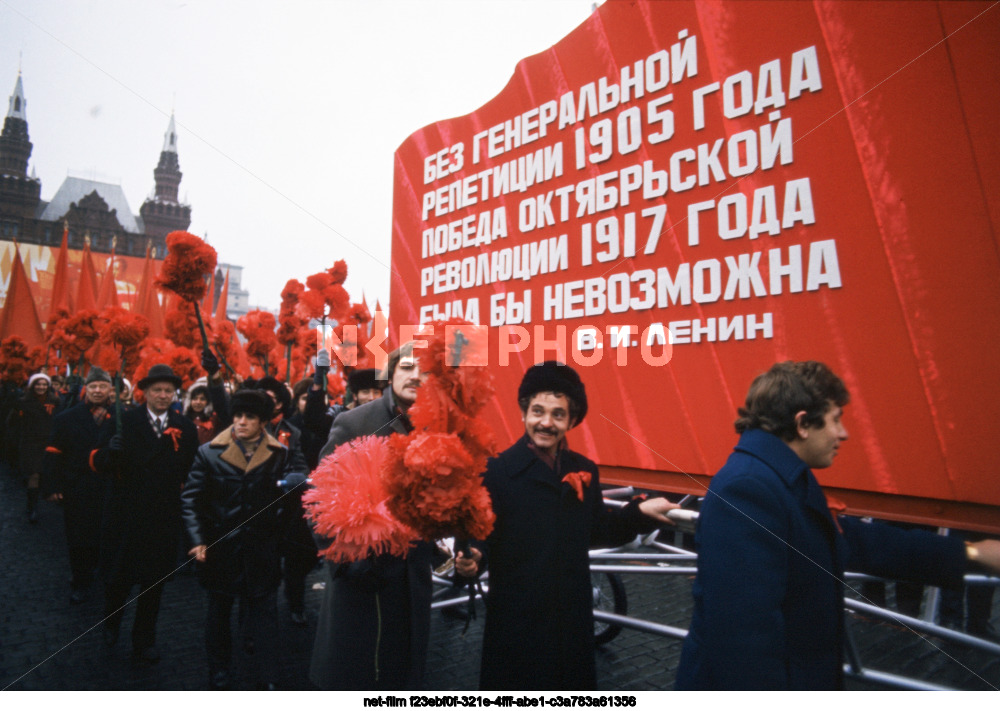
[108, 434, 124, 452]
[201, 348, 220, 377]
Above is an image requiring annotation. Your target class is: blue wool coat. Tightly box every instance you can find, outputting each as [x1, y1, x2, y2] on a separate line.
[676, 429, 966, 690]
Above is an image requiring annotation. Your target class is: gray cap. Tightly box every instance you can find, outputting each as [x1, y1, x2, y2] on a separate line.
[85, 367, 113, 385]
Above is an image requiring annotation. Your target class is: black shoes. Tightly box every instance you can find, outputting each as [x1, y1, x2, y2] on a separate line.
[132, 646, 160, 666]
[102, 624, 120, 648]
[209, 670, 230, 690]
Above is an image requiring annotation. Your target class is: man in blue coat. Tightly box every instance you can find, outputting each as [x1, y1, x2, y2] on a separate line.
[676, 360, 1000, 690]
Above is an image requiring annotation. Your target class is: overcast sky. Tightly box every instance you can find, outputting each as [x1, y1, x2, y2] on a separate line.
[0, 0, 599, 311]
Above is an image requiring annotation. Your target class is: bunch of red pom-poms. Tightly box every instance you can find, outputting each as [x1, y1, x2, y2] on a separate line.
[304, 320, 497, 562]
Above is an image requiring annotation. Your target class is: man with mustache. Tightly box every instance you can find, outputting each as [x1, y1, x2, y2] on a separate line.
[310, 343, 436, 690]
[457, 361, 678, 690]
[676, 361, 1000, 689]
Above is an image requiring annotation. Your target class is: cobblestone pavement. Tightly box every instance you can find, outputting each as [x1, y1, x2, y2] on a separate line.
[1, 467, 997, 692]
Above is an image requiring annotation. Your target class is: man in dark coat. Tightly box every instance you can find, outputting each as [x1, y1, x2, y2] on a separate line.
[458, 361, 677, 690]
[181, 388, 299, 690]
[41, 367, 116, 603]
[310, 343, 435, 691]
[92, 364, 199, 664]
[676, 361, 1000, 690]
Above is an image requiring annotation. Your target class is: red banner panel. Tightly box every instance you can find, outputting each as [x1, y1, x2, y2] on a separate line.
[1, 240, 154, 314]
[390, 1, 1000, 531]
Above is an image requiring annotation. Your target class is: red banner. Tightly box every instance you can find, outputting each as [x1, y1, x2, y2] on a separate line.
[1, 240, 154, 314]
[390, 1, 1000, 531]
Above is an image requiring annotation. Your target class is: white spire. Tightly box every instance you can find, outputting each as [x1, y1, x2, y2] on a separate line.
[162, 112, 178, 153]
[7, 73, 27, 120]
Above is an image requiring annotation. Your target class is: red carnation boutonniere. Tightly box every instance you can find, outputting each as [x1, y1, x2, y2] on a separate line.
[278, 430, 291, 447]
[562, 470, 592, 502]
[163, 427, 183, 452]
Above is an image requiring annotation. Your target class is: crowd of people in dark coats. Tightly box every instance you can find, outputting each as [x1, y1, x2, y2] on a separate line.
[2, 349, 1000, 691]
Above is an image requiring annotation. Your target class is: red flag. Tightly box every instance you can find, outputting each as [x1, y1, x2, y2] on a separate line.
[49, 226, 73, 318]
[134, 244, 153, 314]
[0, 243, 45, 347]
[75, 241, 99, 312]
[146, 290, 165, 340]
[214, 268, 230, 323]
[96, 248, 119, 309]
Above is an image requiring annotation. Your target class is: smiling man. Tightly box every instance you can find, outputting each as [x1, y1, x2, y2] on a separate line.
[458, 361, 677, 690]
[676, 360, 1000, 690]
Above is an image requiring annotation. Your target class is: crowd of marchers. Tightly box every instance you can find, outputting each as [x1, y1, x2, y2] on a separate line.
[2, 348, 1000, 691]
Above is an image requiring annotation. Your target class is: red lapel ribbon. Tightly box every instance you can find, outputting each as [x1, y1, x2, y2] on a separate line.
[562, 470, 592, 502]
[825, 494, 847, 534]
[163, 427, 182, 452]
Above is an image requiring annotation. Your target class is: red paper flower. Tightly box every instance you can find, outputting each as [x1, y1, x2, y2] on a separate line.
[155, 231, 218, 303]
[278, 280, 306, 347]
[346, 301, 371, 325]
[61, 311, 100, 363]
[327, 260, 348, 285]
[27, 345, 47, 373]
[296, 269, 350, 323]
[562, 471, 592, 502]
[382, 322, 498, 541]
[237, 310, 278, 372]
[210, 319, 250, 378]
[165, 300, 206, 349]
[303, 436, 416, 563]
[98, 306, 150, 349]
[0, 336, 30, 384]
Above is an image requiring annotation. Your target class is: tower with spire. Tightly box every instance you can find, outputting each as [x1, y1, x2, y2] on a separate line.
[0, 72, 42, 219]
[139, 112, 192, 242]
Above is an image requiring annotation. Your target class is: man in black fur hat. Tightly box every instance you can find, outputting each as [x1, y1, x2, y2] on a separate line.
[182, 388, 300, 690]
[458, 361, 678, 690]
[92, 364, 199, 665]
[347, 367, 382, 408]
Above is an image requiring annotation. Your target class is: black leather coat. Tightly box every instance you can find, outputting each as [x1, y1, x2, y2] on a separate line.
[181, 427, 296, 597]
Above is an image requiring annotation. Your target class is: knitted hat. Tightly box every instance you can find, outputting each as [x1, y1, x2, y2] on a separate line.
[517, 361, 588, 426]
[28, 373, 51, 389]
